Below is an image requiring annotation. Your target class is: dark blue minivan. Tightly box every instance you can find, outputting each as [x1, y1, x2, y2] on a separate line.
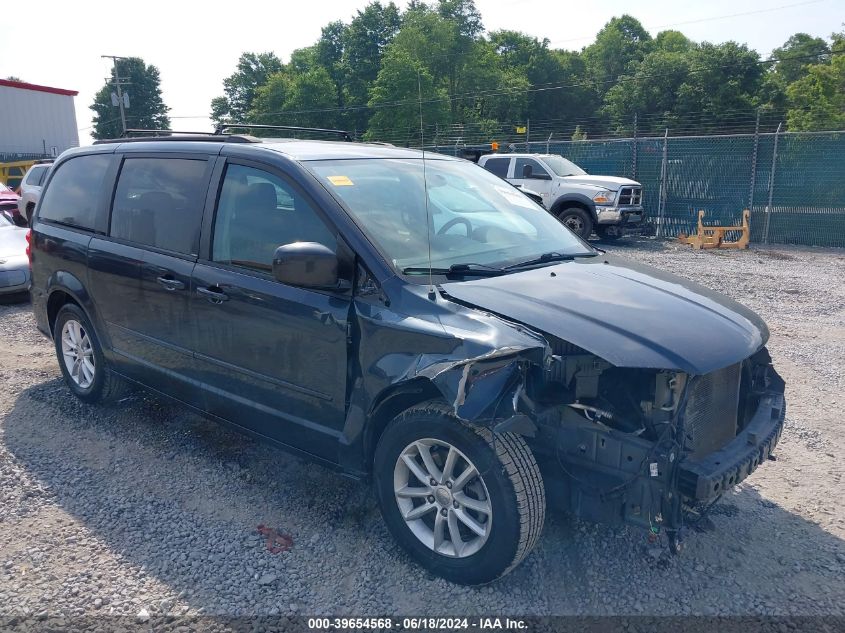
[29, 132, 785, 584]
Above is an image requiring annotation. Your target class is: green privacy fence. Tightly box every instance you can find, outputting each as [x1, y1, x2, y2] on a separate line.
[435, 130, 845, 247]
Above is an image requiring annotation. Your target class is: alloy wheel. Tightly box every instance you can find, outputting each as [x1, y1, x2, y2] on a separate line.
[393, 438, 492, 558]
[61, 319, 95, 389]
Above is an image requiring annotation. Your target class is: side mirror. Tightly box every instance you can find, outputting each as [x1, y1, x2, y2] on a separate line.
[272, 242, 338, 289]
[522, 164, 533, 179]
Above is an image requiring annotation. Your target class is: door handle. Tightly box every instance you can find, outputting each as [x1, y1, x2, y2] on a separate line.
[156, 276, 185, 291]
[197, 285, 229, 303]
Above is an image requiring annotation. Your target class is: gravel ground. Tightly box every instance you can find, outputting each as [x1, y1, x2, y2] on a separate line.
[0, 239, 843, 627]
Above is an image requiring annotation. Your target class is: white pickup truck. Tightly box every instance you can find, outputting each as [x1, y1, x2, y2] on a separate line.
[477, 153, 645, 240]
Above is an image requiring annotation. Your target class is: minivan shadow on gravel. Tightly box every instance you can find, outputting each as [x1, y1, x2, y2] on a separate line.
[3, 379, 844, 620]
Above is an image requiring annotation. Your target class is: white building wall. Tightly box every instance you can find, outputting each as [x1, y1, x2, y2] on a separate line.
[0, 85, 79, 157]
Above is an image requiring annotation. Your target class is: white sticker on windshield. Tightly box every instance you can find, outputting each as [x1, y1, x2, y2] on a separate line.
[495, 185, 537, 209]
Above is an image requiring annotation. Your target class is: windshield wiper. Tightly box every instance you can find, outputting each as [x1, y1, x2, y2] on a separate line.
[504, 251, 597, 270]
[402, 262, 506, 277]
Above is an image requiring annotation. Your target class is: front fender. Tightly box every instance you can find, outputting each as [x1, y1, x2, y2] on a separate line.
[550, 193, 597, 221]
[339, 281, 550, 473]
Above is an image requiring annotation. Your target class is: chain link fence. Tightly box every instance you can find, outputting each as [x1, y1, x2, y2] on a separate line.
[435, 130, 845, 247]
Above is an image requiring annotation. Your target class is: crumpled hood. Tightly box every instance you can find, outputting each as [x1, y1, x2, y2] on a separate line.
[559, 175, 640, 190]
[440, 255, 768, 375]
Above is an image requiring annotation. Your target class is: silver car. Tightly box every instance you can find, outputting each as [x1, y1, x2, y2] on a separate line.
[0, 210, 30, 296]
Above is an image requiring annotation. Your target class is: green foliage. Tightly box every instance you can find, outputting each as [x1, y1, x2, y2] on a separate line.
[211, 52, 283, 125]
[583, 15, 652, 87]
[249, 67, 338, 130]
[786, 34, 845, 131]
[213, 5, 842, 142]
[773, 33, 830, 85]
[654, 30, 692, 53]
[365, 48, 450, 141]
[603, 49, 691, 134]
[91, 58, 169, 139]
[339, 1, 402, 130]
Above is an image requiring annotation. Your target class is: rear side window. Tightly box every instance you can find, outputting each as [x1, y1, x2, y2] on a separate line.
[110, 158, 209, 255]
[37, 154, 111, 230]
[26, 166, 48, 186]
[482, 157, 510, 178]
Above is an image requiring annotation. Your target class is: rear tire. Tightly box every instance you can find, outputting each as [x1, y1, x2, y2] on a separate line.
[556, 206, 593, 239]
[374, 401, 545, 585]
[54, 303, 127, 404]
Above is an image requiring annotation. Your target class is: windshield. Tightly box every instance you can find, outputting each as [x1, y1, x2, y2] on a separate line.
[306, 158, 593, 274]
[542, 156, 585, 177]
[0, 183, 13, 193]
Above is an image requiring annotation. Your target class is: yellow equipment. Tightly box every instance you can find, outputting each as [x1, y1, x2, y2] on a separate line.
[678, 209, 751, 250]
[0, 160, 39, 191]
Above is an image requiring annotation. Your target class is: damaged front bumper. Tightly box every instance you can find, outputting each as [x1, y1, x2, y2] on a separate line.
[533, 367, 785, 533]
[678, 385, 785, 501]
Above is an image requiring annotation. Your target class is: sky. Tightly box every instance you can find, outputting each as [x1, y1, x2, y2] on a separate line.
[1, 0, 841, 145]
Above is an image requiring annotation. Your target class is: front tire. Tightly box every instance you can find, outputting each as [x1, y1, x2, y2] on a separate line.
[556, 206, 593, 239]
[374, 402, 545, 584]
[54, 303, 127, 404]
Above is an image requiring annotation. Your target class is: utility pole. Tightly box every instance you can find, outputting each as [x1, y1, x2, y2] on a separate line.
[101, 55, 130, 136]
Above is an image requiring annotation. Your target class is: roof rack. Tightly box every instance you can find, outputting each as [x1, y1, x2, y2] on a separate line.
[93, 129, 260, 145]
[215, 123, 354, 142]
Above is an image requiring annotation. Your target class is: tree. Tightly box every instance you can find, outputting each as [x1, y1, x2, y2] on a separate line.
[366, 48, 450, 142]
[437, 0, 483, 39]
[90, 57, 169, 139]
[249, 67, 339, 130]
[583, 15, 652, 88]
[211, 52, 283, 125]
[603, 49, 691, 134]
[341, 1, 402, 129]
[654, 30, 693, 53]
[773, 33, 830, 85]
[249, 72, 292, 126]
[317, 20, 349, 113]
[5, 76, 23, 82]
[673, 42, 764, 132]
[280, 68, 339, 128]
[490, 31, 596, 131]
[786, 33, 845, 130]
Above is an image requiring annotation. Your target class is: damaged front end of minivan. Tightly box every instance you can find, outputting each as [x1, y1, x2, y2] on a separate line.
[346, 261, 786, 550]
[416, 329, 784, 544]
[420, 328, 785, 549]
[524, 340, 784, 546]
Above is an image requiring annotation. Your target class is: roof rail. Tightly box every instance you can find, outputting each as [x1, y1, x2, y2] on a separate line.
[93, 129, 260, 145]
[215, 123, 354, 142]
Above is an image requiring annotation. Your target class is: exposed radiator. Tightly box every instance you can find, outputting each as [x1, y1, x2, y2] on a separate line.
[684, 363, 742, 459]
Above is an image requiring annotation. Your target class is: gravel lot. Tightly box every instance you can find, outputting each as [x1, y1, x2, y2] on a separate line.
[0, 239, 843, 627]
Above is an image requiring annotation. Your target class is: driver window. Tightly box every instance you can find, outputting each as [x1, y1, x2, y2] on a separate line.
[513, 158, 549, 179]
[212, 164, 336, 272]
